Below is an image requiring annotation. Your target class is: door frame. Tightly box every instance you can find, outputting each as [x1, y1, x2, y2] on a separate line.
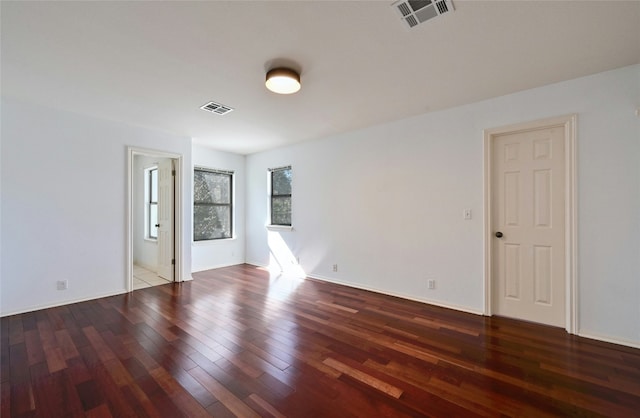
[483, 114, 578, 334]
[127, 147, 184, 291]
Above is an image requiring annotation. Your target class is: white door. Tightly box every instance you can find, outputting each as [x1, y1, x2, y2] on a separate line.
[157, 159, 174, 281]
[492, 126, 565, 327]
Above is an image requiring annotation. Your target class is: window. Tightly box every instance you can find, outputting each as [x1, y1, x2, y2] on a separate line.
[146, 167, 158, 240]
[193, 168, 233, 240]
[270, 166, 292, 226]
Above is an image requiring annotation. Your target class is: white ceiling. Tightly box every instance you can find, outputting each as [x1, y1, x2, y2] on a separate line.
[2, 1, 639, 155]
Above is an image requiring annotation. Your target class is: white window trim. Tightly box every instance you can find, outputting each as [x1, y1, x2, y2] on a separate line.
[144, 165, 158, 241]
[266, 224, 294, 231]
[267, 165, 292, 228]
[192, 237, 237, 246]
[193, 167, 234, 242]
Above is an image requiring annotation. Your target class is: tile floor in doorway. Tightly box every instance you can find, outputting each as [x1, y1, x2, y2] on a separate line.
[133, 264, 171, 290]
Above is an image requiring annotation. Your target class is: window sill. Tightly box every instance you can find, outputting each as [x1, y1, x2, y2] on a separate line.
[193, 237, 236, 245]
[144, 238, 158, 243]
[266, 225, 294, 232]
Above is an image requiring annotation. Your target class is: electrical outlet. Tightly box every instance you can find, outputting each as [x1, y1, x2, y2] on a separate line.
[427, 279, 436, 290]
[332, 264, 338, 272]
[57, 280, 68, 290]
[463, 209, 472, 220]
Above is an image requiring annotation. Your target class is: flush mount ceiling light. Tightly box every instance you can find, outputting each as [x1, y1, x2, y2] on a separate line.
[265, 68, 301, 94]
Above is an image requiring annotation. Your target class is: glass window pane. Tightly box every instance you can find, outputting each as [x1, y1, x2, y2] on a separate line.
[193, 169, 233, 241]
[150, 169, 158, 203]
[272, 169, 292, 196]
[193, 171, 207, 202]
[194, 205, 231, 240]
[194, 171, 231, 204]
[149, 203, 158, 238]
[271, 196, 291, 225]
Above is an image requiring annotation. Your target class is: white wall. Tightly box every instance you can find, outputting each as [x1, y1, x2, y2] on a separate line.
[191, 145, 246, 272]
[1, 98, 193, 315]
[246, 65, 640, 347]
[2, 66, 638, 347]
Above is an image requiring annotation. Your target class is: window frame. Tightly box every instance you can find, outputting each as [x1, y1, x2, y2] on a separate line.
[269, 166, 292, 227]
[145, 166, 158, 240]
[193, 167, 234, 241]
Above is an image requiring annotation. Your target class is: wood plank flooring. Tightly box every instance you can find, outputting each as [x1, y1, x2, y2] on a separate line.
[2, 264, 640, 417]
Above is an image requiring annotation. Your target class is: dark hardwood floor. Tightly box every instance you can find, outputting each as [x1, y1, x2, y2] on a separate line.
[2, 264, 639, 417]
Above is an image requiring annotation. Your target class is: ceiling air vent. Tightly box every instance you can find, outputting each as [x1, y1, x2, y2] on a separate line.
[392, 0, 454, 29]
[200, 101, 234, 115]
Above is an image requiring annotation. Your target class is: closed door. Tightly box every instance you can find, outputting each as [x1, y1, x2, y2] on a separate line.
[157, 159, 174, 281]
[492, 126, 565, 327]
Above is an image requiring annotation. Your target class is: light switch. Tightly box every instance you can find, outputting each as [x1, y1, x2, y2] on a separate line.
[463, 209, 472, 220]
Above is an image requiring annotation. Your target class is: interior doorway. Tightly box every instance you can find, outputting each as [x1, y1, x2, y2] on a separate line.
[483, 115, 577, 333]
[127, 147, 183, 291]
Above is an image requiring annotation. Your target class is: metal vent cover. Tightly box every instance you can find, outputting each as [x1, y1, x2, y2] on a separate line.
[392, 0, 454, 29]
[200, 101, 234, 115]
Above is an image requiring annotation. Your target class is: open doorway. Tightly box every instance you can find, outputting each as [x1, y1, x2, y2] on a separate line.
[127, 147, 183, 291]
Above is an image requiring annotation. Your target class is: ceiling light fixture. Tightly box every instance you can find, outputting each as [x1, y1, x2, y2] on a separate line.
[265, 68, 301, 94]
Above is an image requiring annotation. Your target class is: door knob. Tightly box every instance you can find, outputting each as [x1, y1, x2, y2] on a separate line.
[495, 231, 503, 238]
[155, 224, 160, 228]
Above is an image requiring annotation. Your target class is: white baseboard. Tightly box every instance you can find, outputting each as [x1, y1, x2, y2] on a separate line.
[4, 264, 638, 350]
[577, 331, 640, 350]
[306, 273, 484, 316]
[298, 273, 640, 350]
[191, 261, 246, 273]
[1, 289, 129, 317]
[241, 263, 484, 316]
